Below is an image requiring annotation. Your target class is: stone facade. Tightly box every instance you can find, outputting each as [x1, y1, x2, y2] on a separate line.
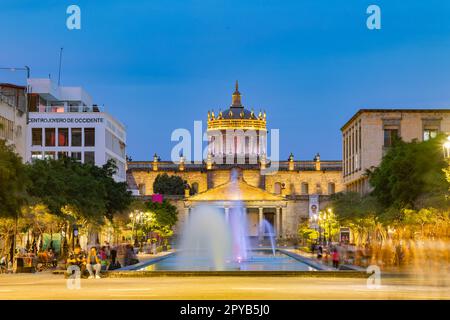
[342, 109, 450, 194]
[127, 161, 342, 241]
[126, 83, 343, 242]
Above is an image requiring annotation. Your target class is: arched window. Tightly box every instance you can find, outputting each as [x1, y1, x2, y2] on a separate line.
[301, 182, 309, 195]
[316, 183, 322, 194]
[328, 182, 336, 195]
[191, 182, 199, 194]
[274, 182, 282, 195]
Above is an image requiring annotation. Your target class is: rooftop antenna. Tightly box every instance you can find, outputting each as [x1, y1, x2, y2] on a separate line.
[58, 47, 63, 86]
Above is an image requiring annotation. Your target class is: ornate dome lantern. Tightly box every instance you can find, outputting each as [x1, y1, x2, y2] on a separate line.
[206, 81, 267, 163]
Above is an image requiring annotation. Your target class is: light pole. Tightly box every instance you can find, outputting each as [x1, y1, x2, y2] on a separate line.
[0, 66, 30, 79]
[443, 136, 450, 158]
[130, 211, 142, 247]
[327, 208, 333, 244]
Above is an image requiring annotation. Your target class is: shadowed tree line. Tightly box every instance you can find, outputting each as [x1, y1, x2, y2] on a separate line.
[330, 135, 450, 269]
[0, 139, 133, 261]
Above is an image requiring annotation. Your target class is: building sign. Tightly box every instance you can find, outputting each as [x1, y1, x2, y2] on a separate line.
[340, 227, 350, 244]
[308, 194, 319, 218]
[28, 117, 104, 124]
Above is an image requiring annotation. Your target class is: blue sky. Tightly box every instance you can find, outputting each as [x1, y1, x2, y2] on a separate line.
[2, 0, 450, 161]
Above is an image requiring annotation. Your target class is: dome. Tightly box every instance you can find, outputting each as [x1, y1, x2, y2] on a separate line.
[207, 81, 266, 131]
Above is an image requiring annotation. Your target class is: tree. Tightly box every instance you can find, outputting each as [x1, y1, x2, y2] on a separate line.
[0, 139, 28, 219]
[90, 160, 133, 220]
[331, 192, 382, 244]
[153, 173, 187, 195]
[26, 157, 105, 222]
[369, 135, 449, 210]
[146, 200, 178, 228]
[26, 158, 132, 223]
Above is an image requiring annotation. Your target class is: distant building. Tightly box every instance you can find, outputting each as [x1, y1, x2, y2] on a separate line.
[0, 83, 27, 160]
[26, 78, 127, 182]
[341, 109, 450, 194]
[127, 83, 343, 241]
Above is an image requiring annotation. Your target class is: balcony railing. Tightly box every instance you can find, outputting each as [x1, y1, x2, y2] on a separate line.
[34, 105, 101, 113]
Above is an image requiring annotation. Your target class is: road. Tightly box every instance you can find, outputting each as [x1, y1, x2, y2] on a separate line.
[0, 272, 449, 299]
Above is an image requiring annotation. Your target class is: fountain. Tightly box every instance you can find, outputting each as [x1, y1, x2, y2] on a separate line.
[177, 205, 232, 270]
[178, 168, 251, 268]
[262, 219, 276, 256]
[142, 168, 316, 271]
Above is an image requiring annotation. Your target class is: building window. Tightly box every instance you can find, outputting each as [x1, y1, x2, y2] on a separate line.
[31, 151, 43, 161]
[383, 129, 398, 147]
[316, 183, 322, 194]
[71, 128, 82, 147]
[58, 128, 69, 146]
[301, 182, 309, 195]
[44, 151, 55, 160]
[84, 128, 95, 147]
[274, 182, 282, 195]
[191, 182, 199, 194]
[423, 129, 438, 141]
[31, 128, 42, 146]
[58, 151, 68, 159]
[45, 128, 56, 146]
[84, 151, 95, 164]
[0, 116, 14, 140]
[71, 151, 82, 162]
[328, 182, 336, 195]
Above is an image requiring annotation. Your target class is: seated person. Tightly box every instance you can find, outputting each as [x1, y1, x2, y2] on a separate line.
[86, 247, 102, 279]
[107, 249, 121, 270]
[66, 245, 86, 275]
[98, 246, 109, 271]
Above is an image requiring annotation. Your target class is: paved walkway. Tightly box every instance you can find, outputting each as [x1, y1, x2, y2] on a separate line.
[0, 272, 448, 299]
[286, 248, 366, 271]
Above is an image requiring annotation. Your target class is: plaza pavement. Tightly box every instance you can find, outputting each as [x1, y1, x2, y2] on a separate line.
[0, 272, 449, 300]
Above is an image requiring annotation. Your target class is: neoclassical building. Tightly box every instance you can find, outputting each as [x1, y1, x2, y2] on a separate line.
[127, 83, 343, 242]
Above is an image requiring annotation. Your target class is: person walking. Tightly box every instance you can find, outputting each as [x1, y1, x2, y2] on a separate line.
[332, 248, 340, 269]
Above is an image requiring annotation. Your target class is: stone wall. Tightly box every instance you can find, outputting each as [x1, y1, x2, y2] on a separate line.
[128, 167, 343, 197]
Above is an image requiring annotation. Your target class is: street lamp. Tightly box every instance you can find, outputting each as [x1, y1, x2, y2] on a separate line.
[443, 136, 450, 158]
[327, 208, 333, 244]
[310, 214, 319, 244]
[0, 66, 30, 79]
[318, 212, 323, 245]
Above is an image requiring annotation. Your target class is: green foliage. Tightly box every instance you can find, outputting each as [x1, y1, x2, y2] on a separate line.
[153, 173, 187, 195]
[90, 160, 133, 220]
[331, 192, 380, 224]
[26, 158, 131, 224]
[0, 139, 28, 218]
[298, 221, 318, 242]
[146, 200, 178, 228]
[369, 135, 449, 210]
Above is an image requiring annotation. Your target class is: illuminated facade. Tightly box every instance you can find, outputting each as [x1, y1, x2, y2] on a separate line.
[127, 83, 343, 242]
[206, 81, 267, 164]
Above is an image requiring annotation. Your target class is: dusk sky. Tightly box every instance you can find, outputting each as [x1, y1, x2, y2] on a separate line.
[2, 0, 450, 161]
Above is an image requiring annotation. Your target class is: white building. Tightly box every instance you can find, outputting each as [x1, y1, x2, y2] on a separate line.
[0, 83, 27, 160]
[26, 78, 127, 182]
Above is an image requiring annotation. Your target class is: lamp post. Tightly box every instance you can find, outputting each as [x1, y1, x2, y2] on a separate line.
[0, 66, 30, 79]
[327, 208, 333, 244]
[310, 214, 318, 245]
[316, 211, 322, 244]
[443, 136, 450, 158]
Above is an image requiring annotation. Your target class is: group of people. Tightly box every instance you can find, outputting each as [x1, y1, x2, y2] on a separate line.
[312, 243, 341, 269]
[66, 243, 139, 279]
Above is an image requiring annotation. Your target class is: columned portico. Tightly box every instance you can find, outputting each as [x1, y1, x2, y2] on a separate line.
[184, 175, 288, 240]
[275, 207, 281, 239]
[258, 207, 264, 240]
